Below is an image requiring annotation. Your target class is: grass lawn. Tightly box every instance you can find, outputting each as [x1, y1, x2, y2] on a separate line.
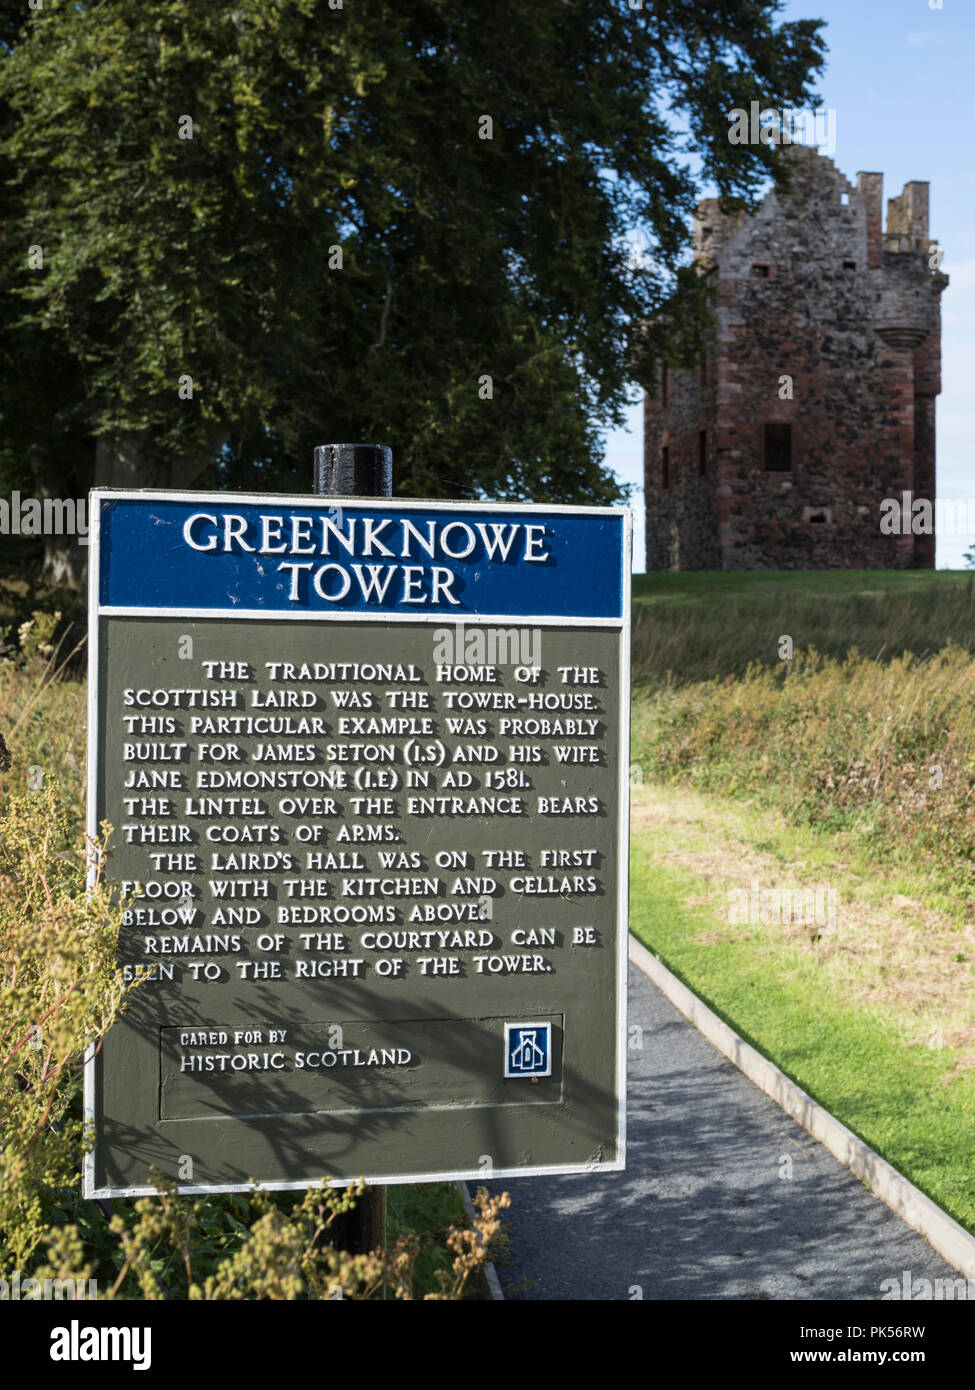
[632, 568, 975, 606]
[631, 568, 975, 686]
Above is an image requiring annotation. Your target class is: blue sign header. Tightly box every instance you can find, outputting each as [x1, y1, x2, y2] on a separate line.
[95, 494, 626, 620]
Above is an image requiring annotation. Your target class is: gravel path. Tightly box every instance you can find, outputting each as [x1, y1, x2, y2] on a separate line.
[488, 959, 960, 1301]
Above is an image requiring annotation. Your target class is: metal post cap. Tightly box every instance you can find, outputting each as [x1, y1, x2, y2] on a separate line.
[313, 443, 393, 499]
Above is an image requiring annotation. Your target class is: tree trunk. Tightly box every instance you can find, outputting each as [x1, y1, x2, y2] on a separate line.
[42, 425, 229, 595]
[43, 532, 88, 591]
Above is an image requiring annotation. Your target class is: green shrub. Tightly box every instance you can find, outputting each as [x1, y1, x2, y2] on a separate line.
[0, 609, 87, 831]
[0, 782, 127, 1272]
[633, 644, 975, 902]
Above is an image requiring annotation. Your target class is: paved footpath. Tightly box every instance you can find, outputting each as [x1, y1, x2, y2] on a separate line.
[488, 959, 961, 1300]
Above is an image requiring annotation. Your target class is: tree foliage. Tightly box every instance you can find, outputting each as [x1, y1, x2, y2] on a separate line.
[0, 0, 825, 515]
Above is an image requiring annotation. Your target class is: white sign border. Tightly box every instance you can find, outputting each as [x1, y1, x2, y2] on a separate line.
[84, 488, 632, 1199]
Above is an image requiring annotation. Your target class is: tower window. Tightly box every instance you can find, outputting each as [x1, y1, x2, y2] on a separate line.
[752, 263, 770, 278]
[661, 364, 669, 409]
[661, 446, 670, 490]
[698, 430, 707, 477]
[764, 423, 792, 472]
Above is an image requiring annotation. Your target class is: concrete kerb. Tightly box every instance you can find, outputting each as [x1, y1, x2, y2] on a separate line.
[628, 933, 975, 1281]
[458, 1182, 505, 1301]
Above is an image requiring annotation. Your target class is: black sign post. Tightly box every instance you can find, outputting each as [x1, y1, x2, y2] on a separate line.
[312, 443, 392, 1255]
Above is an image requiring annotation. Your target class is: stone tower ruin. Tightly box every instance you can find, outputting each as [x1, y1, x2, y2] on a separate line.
[643, 146, 948, 570]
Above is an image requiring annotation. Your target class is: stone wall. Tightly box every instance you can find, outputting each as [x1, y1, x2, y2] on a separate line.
[644, 147, 947, 571]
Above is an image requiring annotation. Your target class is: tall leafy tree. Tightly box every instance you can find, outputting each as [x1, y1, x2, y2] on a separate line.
[0, 0, 825, 582]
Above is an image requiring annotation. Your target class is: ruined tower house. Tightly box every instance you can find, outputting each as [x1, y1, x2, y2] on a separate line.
[643, 147, 948, 570]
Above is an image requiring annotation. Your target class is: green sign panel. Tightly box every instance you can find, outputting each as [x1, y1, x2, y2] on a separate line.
[85, 491, 630, 1196]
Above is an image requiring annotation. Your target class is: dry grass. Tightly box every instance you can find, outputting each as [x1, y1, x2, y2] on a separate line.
[0, 611, 87, 832]
[632, 643, 975, 903]
[631, 783, 975, 1076]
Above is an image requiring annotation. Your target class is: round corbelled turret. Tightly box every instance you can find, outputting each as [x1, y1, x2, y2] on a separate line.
[871, 253, 942, 351]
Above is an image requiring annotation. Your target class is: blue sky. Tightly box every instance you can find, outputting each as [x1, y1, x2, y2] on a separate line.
[606, 0, 975, 571]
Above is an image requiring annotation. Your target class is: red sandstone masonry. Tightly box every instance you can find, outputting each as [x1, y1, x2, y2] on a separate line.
[645, 148, 948, 571]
